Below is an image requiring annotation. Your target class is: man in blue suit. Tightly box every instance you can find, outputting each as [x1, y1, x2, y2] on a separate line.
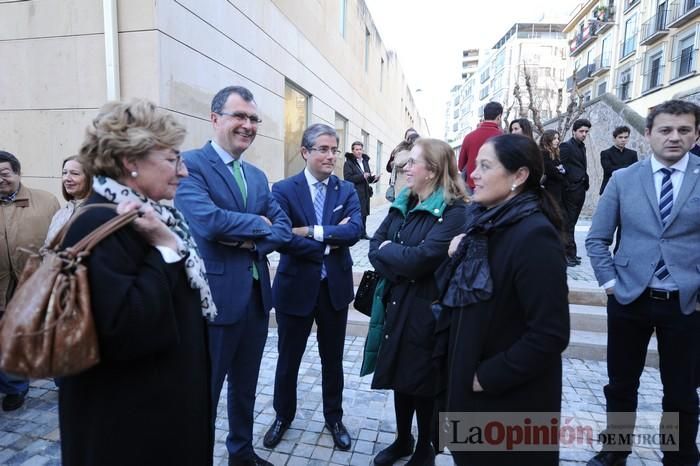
[262, 123, 362, 451]
[175, 85, 291, 466]
[586, 100, 700, 466]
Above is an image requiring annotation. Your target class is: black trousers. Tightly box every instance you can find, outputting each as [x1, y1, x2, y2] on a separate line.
[273, 280, 348, 424]
[604, 293, 700, 465]
[563, 186, 586, 259]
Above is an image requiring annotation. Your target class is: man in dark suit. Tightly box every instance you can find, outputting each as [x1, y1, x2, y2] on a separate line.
[263, 123, 362, 452]
[560, 118, 592, 267]
[586, 100, 700, 466]
[599, 125, 638, 195]
[343, 141, 379, 239]
[175, 85, 291, 466]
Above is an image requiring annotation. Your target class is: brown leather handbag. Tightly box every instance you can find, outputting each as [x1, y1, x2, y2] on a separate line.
[0, 205, 138, 379]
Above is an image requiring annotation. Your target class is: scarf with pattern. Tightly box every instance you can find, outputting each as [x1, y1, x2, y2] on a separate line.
[92, 176, 217, 320]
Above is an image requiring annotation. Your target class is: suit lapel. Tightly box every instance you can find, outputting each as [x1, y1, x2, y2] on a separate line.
[640, 159, 663, 227]
[664, 156, 700, 229]
[323, 176, 340, 223]
[293, 172, 317, 225]
[204, 143, 245, 210]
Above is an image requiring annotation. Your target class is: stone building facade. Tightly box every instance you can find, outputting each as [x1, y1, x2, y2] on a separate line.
[0, 0, 426, 200]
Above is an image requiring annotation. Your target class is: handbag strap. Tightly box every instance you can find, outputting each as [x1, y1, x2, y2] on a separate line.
[48, 203, 118, 250]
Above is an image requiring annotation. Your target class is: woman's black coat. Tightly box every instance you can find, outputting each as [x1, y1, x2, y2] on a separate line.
[58, 195, 212, 466]
[446, 211, 569, 466]
[541, 150, 567, 214]
[368, 197, 467, 397]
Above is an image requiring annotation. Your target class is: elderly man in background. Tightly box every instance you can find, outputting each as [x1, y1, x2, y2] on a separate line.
[0, 150, 59, 411]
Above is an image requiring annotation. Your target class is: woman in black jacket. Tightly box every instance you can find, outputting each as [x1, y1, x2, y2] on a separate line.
[366, 138, 468, 466]
[59, 100, 213, 466]
[440, 134, 570, 466]
[539, 129, 567, 218]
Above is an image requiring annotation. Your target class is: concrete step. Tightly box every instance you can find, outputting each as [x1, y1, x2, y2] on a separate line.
[570, 303, 607, 332]
[565, 329, 659, 368]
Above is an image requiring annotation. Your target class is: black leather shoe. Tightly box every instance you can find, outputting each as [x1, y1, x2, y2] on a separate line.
[586, 451, 628, 466]
[263, 419, 290, 448]
[326, 420, 352, 450]
[2, 389, 28, 411]
[228, 452, 273, 466]
[374, 435, 414, 465]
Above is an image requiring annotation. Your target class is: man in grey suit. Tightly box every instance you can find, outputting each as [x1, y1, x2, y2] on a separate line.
[586, 100, 700, 466]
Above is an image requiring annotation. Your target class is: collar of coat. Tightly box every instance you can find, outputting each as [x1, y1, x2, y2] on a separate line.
[391, 187, 447, 218]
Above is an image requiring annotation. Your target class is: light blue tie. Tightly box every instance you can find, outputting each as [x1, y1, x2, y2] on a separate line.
[314, 181, 327, 279]
[654, 168, 673, 280]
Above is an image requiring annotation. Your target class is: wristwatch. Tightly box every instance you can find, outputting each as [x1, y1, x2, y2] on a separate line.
[306, 226, 314, 239]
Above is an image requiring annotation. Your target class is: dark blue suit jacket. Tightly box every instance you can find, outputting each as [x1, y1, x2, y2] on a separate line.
[175, 142, 292, 325]
[271, 171, 362, 316]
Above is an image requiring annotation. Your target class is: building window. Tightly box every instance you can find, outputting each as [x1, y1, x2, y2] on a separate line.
[339, 0, 347, 38]
[644, 49, 664, 91]
[673, 31, 696, 79]
[621, 14, 638, 58]
[380, 58, 384, 91]
[284, 81, 309, 177]
[375, 140, 383, 191]
[617, 67, 633, 100]
[335, 113, 348, 154]
[597, 81, 608, 96]
[601, 35, 612, 67]
[364, 28, 370, 72]
[362, 130, 369, 151]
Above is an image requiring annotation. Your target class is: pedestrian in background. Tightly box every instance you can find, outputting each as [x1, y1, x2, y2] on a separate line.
[344, 141, 380, 239]
[0, 150, 59, 412]
[386, 128, 420, 198]
[560, 118, 592, 267]
[442, 134, 569, 466]
[365, 138, 468, 466]
[509, 118, 534, 140]
[58, 99, 213, 466]
[44, 155, 93, 246]
[599, 125, 638, 195]
[540, 129, 567, 220]
[458, 102, 503, 193]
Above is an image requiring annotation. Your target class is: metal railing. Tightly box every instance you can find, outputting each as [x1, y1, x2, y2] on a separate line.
[641, 9, 670, 42]
[670, 48, 697, 79]
[642, 63, 665, 91]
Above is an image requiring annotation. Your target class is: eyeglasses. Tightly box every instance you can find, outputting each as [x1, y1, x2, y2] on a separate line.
[405, 158, 426, 167]
[217, 111, 262, 125]
[308, 146, 341, 155]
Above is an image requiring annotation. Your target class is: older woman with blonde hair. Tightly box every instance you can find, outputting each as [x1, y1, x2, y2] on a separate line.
[58, 99, 214, 466]
[363, 138, 468, 466]
[44, 155, 93, 246]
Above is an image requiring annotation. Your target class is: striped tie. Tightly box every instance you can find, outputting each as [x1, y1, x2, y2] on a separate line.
[654, 168, 673, 280]
[314, 181, 327, 279]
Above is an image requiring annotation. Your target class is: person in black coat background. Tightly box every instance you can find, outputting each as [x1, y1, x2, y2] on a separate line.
[540, 129, 567, 218]
[560, 118, 591, 267]
[59, 100, 213, 466]
[599, 125, 638, 195]
[368, 138, 468, 466]
[344, 141, 380, 239]
[439, 134, 570, 466]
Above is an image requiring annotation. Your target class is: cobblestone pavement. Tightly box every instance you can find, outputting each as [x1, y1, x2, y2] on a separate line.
[2, 206, 691, 465]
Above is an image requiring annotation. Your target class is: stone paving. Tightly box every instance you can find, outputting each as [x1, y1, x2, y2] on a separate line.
[0, 204, 693, 466]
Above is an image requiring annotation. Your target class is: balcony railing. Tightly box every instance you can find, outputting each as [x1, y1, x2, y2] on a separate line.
[640, 9, 670, 45]
[569, 21, 599, 56]
[575, 63, 597, 86]
[624, 0, 641, 12]
[617, 77, 634, 101]
[619, 34, 637, 60]
[591, 53, 613, 76]
[642, 63, 665, 92]
[668, 0, 700, 28]
[591, 4, 616, 35]
[671, 48, 697, 80]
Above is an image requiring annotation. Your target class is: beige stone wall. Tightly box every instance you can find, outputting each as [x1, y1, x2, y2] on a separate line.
[0, 0, 423, 202]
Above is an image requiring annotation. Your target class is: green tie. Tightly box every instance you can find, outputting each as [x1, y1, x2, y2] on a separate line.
[231, 159, 247, 207]
[230, 160, 258, 280]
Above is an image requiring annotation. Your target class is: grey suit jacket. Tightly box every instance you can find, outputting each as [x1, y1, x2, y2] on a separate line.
[586, 154, 700, 315]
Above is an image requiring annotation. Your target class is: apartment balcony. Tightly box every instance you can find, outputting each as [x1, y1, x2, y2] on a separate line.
[667, 0, 700, 29]
[642, 63, 666, 93]
[569, 21, 599, 56]
[640, 9, 670, 45]
[670, 48, 697, 81]
[591, 4, 616, 35]
[619, 35, 638, 61]
[576, 63, 597, 86]
[566, 75, 575, 92]
[624, 0, 641, 13]
[591, 53, 612, 76]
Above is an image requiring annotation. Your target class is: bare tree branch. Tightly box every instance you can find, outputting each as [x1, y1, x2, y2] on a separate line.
[522, 64, 544, 137]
